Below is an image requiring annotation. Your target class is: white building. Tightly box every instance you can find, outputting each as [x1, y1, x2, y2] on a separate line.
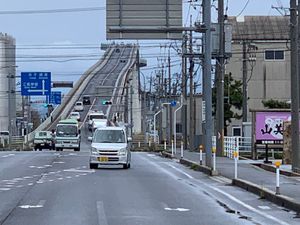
[0, 33, 16, 134]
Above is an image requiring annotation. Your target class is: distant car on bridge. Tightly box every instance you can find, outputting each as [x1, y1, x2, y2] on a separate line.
[69, 111, 81, 121]
[74, 101, 84, 111]
[82, 96, 91, 105]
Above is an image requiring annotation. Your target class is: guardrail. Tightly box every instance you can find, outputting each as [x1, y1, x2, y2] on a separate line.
[25, 47, 115, 143]
[107, 45, 137, 119]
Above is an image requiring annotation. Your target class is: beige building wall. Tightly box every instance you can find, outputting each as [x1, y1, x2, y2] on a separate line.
[225, 41, 290, 135]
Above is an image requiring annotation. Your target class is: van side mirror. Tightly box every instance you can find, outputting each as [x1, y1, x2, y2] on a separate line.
[127, 137, 132, 142]
[88, 136, 93, 142]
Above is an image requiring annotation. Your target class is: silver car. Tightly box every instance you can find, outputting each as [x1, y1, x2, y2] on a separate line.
[89, 127, 131, 169]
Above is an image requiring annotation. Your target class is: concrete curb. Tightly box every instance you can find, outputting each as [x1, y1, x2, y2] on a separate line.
[161, 151, 217, 176]
[233, 178, 300, 213]
[253, 163, 300, 177]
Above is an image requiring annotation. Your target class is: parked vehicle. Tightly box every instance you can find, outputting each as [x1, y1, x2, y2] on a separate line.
[69, 111, 81, 121]
[74, 101, 84, 111]
[82, 96, 91, 105]
[33, 131, 54, 150]
[55, 119, 81, 151]
[89, 127, 131, 169]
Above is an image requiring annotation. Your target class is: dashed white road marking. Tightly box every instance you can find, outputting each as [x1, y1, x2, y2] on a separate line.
[1, 154, 15, 158]
[258, 206, 271, 210]
[53, 161, 65, 164]
[19, 200, 45, 209]
[164, 207, 190, 212]
[0, 188, 11, 191]
[97, 201, 108, 225]
[64, 169, 95, 173]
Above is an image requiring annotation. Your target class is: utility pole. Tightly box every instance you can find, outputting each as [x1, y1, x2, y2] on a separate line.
[8, 73, 12, 150]
[291, 0, 300, 172]
[242, 41, 248, 124]
[168, 47, 173, 144]
[130, 84, 133, 136]
[182, 31, 188, 149]
[216, 0, 225, 156]
[189, 27, 195, 151]
[203, 0, 213, 168]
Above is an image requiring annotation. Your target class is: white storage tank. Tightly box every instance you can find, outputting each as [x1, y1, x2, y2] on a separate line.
[0, 33, 16, 134]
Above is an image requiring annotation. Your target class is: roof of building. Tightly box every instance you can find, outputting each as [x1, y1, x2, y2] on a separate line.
[228, 16, 290, 41]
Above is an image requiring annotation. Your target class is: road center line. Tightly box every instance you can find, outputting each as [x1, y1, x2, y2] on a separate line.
[97, 201, 108, 225]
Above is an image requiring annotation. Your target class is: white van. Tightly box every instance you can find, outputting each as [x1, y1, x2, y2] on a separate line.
[88, 111, 107, 131]
[74, 101, 84, 111]
[89, 127, 131, 169]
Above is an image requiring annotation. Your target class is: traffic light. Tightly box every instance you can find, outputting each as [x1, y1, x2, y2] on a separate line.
[102, 101, 112, 105]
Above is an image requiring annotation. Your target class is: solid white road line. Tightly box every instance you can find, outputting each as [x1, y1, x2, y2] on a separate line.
[142, 154, 291, 225]
[97, 201, 108, 225]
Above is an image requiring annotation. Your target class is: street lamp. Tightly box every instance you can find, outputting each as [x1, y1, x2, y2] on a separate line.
[140, 71, 147, 144]
[153, 102, 171, 144]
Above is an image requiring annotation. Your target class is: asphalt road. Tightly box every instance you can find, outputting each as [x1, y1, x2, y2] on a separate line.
[0, 146, 299, 224]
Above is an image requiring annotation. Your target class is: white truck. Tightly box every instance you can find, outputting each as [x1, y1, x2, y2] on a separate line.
[55, 119, 81, 151]
[89, 127, 131, 169]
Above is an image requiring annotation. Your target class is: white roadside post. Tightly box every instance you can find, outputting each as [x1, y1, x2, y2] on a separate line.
[164, 139, 167, 150]
[234, 150, 238, 179]
[174, 97, 183, 156]
[171, 140, 174, 157]
[212, 146, 216, 172]
[181, 140, 184, 159]
[153, 110, 162, 144]
[149, 140, 151, 147]
[275, 161, 281, 195]
[199, 145, 203, 165]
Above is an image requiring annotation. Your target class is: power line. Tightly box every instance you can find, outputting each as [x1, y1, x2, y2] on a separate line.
[0, 7, 106, 15]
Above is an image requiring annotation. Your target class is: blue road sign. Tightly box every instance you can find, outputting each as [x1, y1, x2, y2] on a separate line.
[170, 100, 177, 107]
[50, 91, 61, 104]
[21, 72, 51, 96]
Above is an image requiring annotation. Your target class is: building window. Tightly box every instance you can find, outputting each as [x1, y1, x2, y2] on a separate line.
[232, 127, 242, 136]
[265, 50, 284, 60]
[176, 124, 182, 133]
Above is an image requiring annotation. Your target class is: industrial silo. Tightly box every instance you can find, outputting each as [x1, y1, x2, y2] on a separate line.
[0, 33, 16, 135]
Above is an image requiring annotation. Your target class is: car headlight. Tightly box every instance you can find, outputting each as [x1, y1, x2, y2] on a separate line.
[91, 147, 98, 155]
[118, 148, 127, 156]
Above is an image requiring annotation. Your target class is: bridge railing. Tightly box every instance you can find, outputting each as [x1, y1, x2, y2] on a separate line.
[25, 47, 115, 143]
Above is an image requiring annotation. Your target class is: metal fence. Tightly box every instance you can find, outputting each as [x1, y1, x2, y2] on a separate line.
[0, 136, 25, 150]
[223, 136, 251, 158]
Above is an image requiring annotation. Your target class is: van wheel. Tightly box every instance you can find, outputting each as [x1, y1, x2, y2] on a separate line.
[90, 163, 98, 169]
[123, 164, 129, 169]
[74, 148, 80, 151]
[55, 148, 61, 151]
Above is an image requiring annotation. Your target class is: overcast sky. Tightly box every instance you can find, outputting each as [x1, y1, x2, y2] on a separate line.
[0, 0, 288, 85]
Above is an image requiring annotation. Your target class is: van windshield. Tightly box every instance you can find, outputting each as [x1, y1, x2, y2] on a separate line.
[56, 125, 77, 137]
[93, 130, 125, 143]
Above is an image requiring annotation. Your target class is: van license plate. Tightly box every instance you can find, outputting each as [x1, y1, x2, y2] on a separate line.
[98, 157, 108, 162]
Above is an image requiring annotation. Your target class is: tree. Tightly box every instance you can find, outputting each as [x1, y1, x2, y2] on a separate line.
[213, 72, 243, 135]
[262, 99, 290, 109]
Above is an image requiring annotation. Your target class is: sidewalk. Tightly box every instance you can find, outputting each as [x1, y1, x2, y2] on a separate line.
[162, 149, 300, 213]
